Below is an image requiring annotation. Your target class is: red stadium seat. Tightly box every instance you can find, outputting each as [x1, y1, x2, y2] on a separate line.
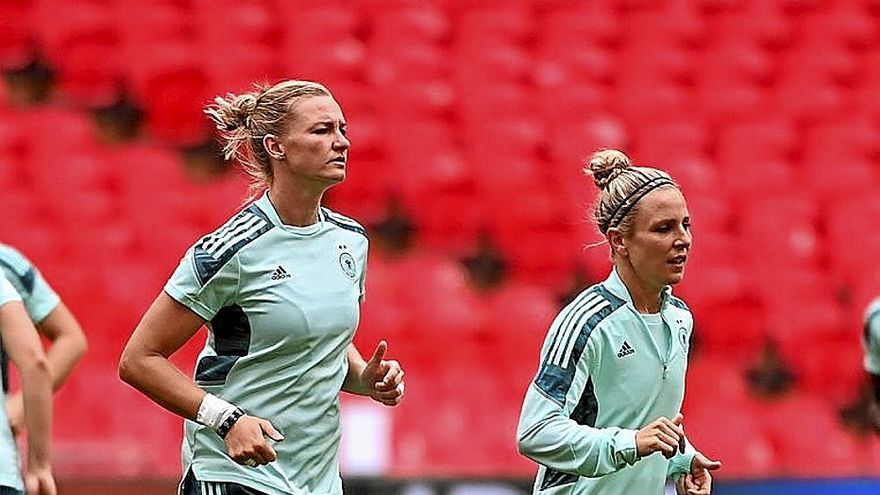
[393, 253, 486, 337]
[459, 81, 535, 126]
[783, 41, 859, 84]
[538, 3, 621, 47]
[371, 78, 455, 121]
[761, 393, 863, 476]
[800, 120, 879, 198]
[192, 0, 279, 47]
[369, 5, 450, 45]
[482, 283, 559, 393]
[718, 158, 795, 198]
[33, 1, 122, 102]
[112, 0, 190, 49]
[0, 1, 35, 66]
[826, 194, 880, 290]
[612, 80, 693, 124]
[457, 5, 532, 42]
[706, 2, 791, 46]
[683, 394, 774, 478]
[623, 2, 706, 44]
[546, 113, 630, 166]
[202, 42, 284, 98]
[20, 106, 100, 153]
[635, 121, 711, 167]
[798, 2, 876, 47]
[127, 44, 213, 144]
[853, 49, 880, 117]
[773, 73, 847, 120]
[737, 195, 820, 272]
[764, 295, 850, 393]
[454, 42, 533, 88]
[367, 42, 450, 87]
[716, 118, 798, 168]
[278, 5, 364, 83]
[536, 42, 615, 87]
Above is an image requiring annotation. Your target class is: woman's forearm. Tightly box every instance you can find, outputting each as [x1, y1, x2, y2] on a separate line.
[39, 305, 88, 391]
[19, 354, 52, 467]
[341, 344, 368, 395]
[118, 350, 205, 421]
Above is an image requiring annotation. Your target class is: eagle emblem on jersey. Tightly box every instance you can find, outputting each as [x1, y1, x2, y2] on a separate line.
[339, 252, 357, 279]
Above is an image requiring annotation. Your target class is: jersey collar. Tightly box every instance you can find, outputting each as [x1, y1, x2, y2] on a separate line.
[254, 190, 325, 235]
[603, 267, 674, 310]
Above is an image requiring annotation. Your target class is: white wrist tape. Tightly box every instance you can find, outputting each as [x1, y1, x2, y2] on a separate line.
[196, 393, 238, 432]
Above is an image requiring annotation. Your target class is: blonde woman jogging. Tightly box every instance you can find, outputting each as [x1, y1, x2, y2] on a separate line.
[517, 150, 720, 495]
[120, 80, 404, 495]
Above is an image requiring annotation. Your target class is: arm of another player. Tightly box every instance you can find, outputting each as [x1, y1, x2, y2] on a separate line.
[342, 341, 404, 406]
[7, 302, 88, 436]
[36, 302, 88, 390]
[119, 292, 283, 466]
[0, 300, 56, 495]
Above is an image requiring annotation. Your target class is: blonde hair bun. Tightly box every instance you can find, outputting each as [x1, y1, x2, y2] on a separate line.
[205, 92, 259, 133]
[586, 149, 631, 190]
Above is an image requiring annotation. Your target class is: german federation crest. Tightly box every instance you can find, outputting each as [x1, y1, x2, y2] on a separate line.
[339, 252, 357, 279]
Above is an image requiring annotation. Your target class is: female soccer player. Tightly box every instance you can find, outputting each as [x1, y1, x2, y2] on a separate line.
[517, 150, 720, 495]
[119, 80, 404, 495]
[0, 243, 88, 437]
[0, 273, 55, 495]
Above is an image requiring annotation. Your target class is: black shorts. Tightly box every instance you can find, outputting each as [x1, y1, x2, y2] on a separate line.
[0, 486, 22, 495]
[179, 469, 270, 495]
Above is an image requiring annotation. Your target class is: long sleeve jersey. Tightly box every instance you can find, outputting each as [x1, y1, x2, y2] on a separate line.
[517, 269, 699, 495]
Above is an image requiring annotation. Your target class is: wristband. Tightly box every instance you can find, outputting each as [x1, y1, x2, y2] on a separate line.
[196, 393, 243, 436]
[216, 407, 246, 439]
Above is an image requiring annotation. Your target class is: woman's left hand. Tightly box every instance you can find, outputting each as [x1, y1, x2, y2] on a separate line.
[360, 340, 405, 406]
[676, 452, 721, 495]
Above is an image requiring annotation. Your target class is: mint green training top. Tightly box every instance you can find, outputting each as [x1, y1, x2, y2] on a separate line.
[164, 192, 368, 495]
[517, 269, 701, 495]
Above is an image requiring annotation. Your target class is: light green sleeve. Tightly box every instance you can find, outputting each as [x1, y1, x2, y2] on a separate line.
[667, 436, 697, 479]
[517, 336, 639, 477]
[0, 275, 22, 306]
[163, 248, 240, 321]
[21, 264, 59, 323]
[0, 245, 59, 323]
[865, 302, 880, 375]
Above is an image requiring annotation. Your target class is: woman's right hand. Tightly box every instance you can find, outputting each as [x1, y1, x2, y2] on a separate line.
[224, 415, 285, 467]
[636, 413, 686, 459]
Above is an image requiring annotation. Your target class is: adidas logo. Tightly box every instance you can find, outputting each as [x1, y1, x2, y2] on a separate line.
[270, 266, 291, 281]
[617, 340, 635, 358]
